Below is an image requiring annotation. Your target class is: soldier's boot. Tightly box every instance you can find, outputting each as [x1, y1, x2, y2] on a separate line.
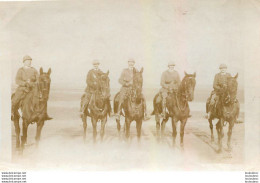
[44, 113, 53, 120]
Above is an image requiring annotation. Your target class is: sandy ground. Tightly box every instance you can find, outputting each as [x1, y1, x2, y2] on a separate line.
[10, 90, 245, 171]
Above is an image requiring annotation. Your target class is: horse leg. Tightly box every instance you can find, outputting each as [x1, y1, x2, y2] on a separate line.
[209, 118, 214, 142]
[35, 120, 45, 147]
[155, 113, 160, 137]
[171, 118, 177, 147]
[21, 120, 29, 149]
[116, 118, 121, 135]
[180, 118, 187, 148]
[13, 117, 21, 149]
[216, 119, 223, 153]
[227, 121, 234, 151]
[125, 118, 131, 139]
[100, 117, 107, 142]
[82, 114, 87, 142]
[91, 118, 97, 143]
[136, 120, 142, 142]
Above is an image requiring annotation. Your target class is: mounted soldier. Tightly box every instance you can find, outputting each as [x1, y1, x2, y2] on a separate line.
[160, 62, 181, 119]
[206, 64, 231, 118]
[11, 55, 52, 120]
[80, 60, 112, 118]
[115, 59, 149, 121]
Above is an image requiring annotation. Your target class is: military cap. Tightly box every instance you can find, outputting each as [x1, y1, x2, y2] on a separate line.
[168, 61, 175, 66]
[92, 60, 100, 65]
[23, 55, 32, 62]
[128, 58, 135, 63]
[219, 64, 227, 69]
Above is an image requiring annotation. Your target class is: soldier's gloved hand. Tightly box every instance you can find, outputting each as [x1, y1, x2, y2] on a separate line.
[25, 82, 30, 88]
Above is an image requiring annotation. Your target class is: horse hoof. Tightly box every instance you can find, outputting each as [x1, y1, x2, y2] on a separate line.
[211, 138, 214, 143]
[217, 149, 222, 153]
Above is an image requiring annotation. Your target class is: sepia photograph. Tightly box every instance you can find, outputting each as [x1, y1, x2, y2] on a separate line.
[0, 0, 259, 180]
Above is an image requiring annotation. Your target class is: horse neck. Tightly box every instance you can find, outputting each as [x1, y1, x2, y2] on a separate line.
[93, 92, 105, 108]
[177, 80, 187, 104]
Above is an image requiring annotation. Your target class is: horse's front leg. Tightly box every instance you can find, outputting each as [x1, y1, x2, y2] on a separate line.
[136, 120, 142, 142]
[116, 118, 121, 135]
[82, 113, 87, 142]
[13, 117, 21, 149]
[91, 117, 97, 143]
[160, 116, 169, 140]
[35, 120, 45, 147]
[155, 113, 161, 137]
[100, 116, 107, 141]
[227, 120, 234, 151]
[125, 118, 131, 139]
[216, 119, 224, 153]
[171, 117, 178, 147]
[209, 118, 214, 142]
[180, 118, 187, 148]
[21, 120, 29, 149]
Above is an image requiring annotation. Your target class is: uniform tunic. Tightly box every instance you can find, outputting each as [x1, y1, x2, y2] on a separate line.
[12, 67, 39, 108]
[118, 68, 134, 103]
[160, 70, 181, 98]
[213, 72, 231, 91]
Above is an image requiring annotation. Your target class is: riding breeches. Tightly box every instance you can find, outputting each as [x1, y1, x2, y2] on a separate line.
[12, 87, 28, 110]
[80, 92, 93, 112]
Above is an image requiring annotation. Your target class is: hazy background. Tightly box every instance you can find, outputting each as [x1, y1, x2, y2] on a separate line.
[0, 0, 244, 92]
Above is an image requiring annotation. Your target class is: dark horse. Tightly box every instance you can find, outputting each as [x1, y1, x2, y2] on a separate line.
[152, 72, 196, 147]
[114, 68, 144, 140]
[12, 68, 52, 150]
[81, 71, 111, 142]
[206, 74, 240, 152]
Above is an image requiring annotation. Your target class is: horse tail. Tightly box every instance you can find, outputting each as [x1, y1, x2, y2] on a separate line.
[113, 92, 120, 113]
[151, 93, 159, 115]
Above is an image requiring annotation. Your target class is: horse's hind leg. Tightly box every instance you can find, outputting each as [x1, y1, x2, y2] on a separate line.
[13, 118, 21, 149]
[35, 120, 45, 147]
[180, 118, 187, 148]
[21, 120, 29, 149]
[227, 121, 234, 151]
[82, 114, 87, 142]
[209, 118, 214, 142]
[91, 118, 97, 143]
[100, 117, 107, 142]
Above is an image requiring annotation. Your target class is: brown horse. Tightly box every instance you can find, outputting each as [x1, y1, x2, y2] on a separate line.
[207, 74, 240, 152]
[152, 72, 196, 147]
[114, 68, 144, 140]
[81, 71, 111, 142]
[12, 68, 52, 150]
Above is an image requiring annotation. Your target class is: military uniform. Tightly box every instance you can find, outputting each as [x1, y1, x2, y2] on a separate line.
[160, 69, 181, 98]
[12, 65, 39, 114]
[207, 64, 231, 114]
[80, 68, 103, 113]
[116, 67, 148, 119]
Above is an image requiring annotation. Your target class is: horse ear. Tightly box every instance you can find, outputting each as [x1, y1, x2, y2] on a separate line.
[140, 67, 143, 73]
[106, 70, 109, 75]
[234, 73, 238, 79]
[184, 71, 188, 76]
[40, 67, 43, 75]
[194, 72, 196, 77]
[47, 68, 52, 75]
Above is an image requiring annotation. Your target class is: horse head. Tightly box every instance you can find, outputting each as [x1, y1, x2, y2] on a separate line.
[38, 67, 51, 101]
[98, 70, 110, 99]
[226, 73, 238, 102]
[181, 71, 196, 101]
[133, 67, 143, 99]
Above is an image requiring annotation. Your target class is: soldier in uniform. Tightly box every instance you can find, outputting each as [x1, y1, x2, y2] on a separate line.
[11, 55, 52, 120]
[80, 60, 112, 117]
[160, 61, 181, 119]
[115, 59, 149, 120]
[206, 64, 231, 117]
